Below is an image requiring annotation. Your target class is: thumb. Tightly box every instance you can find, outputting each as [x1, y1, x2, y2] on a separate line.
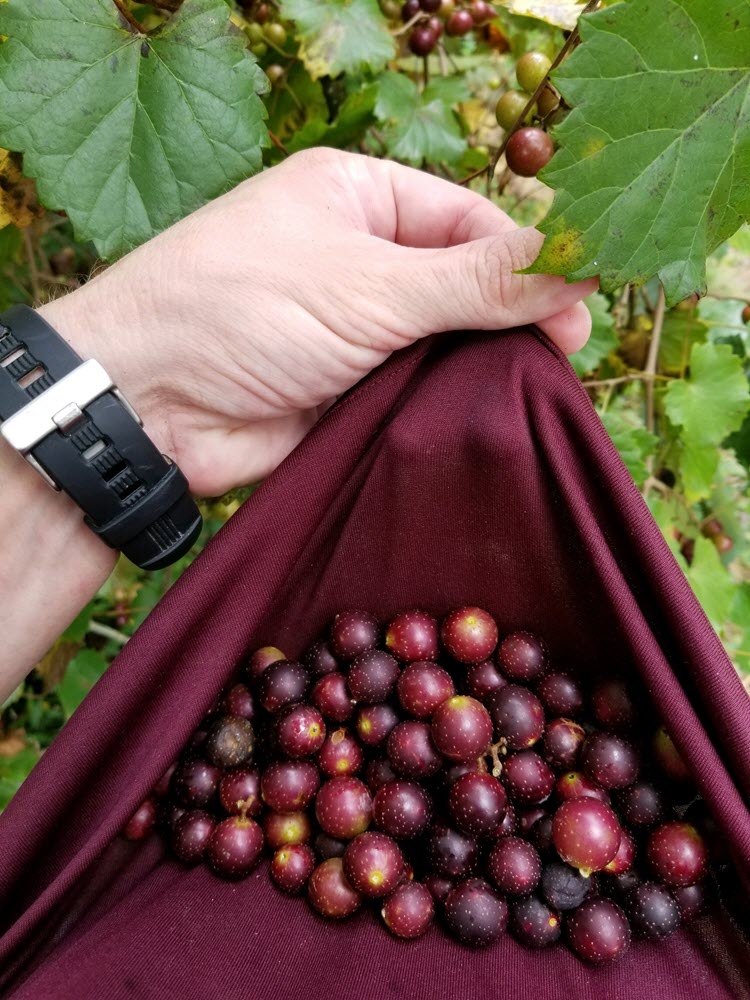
[398, 227, 596, 353]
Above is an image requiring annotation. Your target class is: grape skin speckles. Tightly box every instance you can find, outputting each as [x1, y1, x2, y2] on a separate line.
[567, 898, 631, 964]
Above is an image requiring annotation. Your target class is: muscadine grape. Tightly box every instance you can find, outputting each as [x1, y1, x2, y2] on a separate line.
[510, 896, 561, 948]
[315, 776, 372, 839]
[424, 874, 454, 904]
[673, 882, 707, 921]
[528, 814, 554, 855]
[271, 843, 316, 894]
[308, 857, 362, 918]
[466, 659, 507, 700]
[265, 63, 285, 85]
[343, 831, 405, 897]
[444, 878, 508, 948]
[221, 683, 255, 721]
[567, 898, 630, 964]
[258, 660, 309, 713]
[653, 726, 692, 783]
[591, 679, 635, 730]
[470, 0, 494, 24]
[173, 758, 221, 808]
[495, 91, 533, 130]
[205, 715, 254, 769]
[314, 832, 347, 860]
[496, 631, 547, 682]
[219, 767, 262, 816]
[489, 685, 545, 750]
[537, 672, 583, 716]
[427, 14, 443, 37]
[366, 757, 398, 792]
[264, 811, 312, 849]
[443, 757, 488, 786]
[401, 0, 420, 18]
[311, 672, 353, 723]
[647, 821, 707, 887]
[171, 809, 214, 865]
[408, 24, 438, 56]
[261, 760, 319, 813]
[555, 770, 610, 804]
[517, 806, 546, 837]
[446, 8, 474, 35]
[373, 780, 432, 838]
[616, 781, 664, 827]
[441, 607, 498, 664]
[427, 824, 478, 877]
[317, 728, 363, 777]
[742, 303, 750, 325]
[540, 860, 590, 910]
[487, 836, 542, 896]
[516, 51, 552, 95]
[247, 645, 285, 682]
[495, 802, 518, 837]
[153, 762, 176, 799]
[347, 649, 400, 703]
[552, 799, 621, 875]
[330, 610, 379, 661]
[626, 882, 681, 940]
[263, 21, 287, 46]
[505, 127, 554, 178]
[397, 660, 455, 717]
[381, 881, 434, 938]
[207, 816, 264, 879]
[431, 695, 493, 761]
[542, 717, 585, 769]
[581, 732, 639, 789]
[123, 798, 157, 841]
[449, 772, 507, 836]
[603, 828, 635, 875]
[537, 86, 559, 118]
[276, 703, 326, 758]
[502, 751, 555, 805]
[385, 610, 439, 662]
[388, 720, 443, 777]
[305, 640, 339, 676]
[357, 703, 399, 747]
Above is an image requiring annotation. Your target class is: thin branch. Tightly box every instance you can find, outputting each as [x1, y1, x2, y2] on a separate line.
[645, 285, 666, 433]
[89, 621, 129, 646]
[459, 162, 491, 186]
[392, 11, 423, 36]
[22, 228, 42, 305]
[268, 130, 290, 157]
[582, 372, 669, 389]
[112, 0, 145, 33]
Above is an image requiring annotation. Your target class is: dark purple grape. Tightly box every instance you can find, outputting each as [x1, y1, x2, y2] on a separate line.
[552, 799, 621, 875]
[385, 610, 439, 662]
[123, 798, 157, 841]
[247, 645, 285, 683]
[496, 631, 547, 682]
[567, 898, 630, 964]
[495, 802, 518, 837]
[431, 696, 493, 761]
[171, 809, 215, 865]
[540, 860, 591, 910]
[444, 879, 508, 948]
[270, 843, 316, 894]
[408, 23, 438, 56]
[330, 610, 379, 661]
[424, 873, 454, 904]
[427, 824, 478, 878]
[347, 649, 400, 703]
[308, 857, 362, 918]
[373, 780, 432, 839]
[419, 0, 441, 10]
[356, 703, 399, 747]
[555, 770, 610, 804]
[304, 640, 339, 676]
[263, 811, 312, 849]
[446, 9, 474, 36]
[258, 660, 309, 713]
[343, 831, 405, 897]
[315, 777, 372, 840]
[581, 732, 639, 790]
[317, 728, 363, 777]
[276, 703, 325, 758]
[604, 868, 641, 900]
[528, 814, 554, 855]
[381, 881, 434, 938]
[542, 717, 585, 769]
[158, 801, 186, 831]
[647, 821, 707, 887]
[603, 828, 635, 875]
[314, 832, 346, 859]
[221, 683, 255, 721]
[536, 672, 583, 717]
[466, 659, 507, 701]
[207, 816, 264, 879]
[487, 837, 542, 896]
[311, 672, 353, 723]
[205, 715, 254, 769]
[591, 679, 635, 730]
[489, 685, 545, 750]
[401, 0, 420, 20]
[626, 882, 681, 940]
[449, 772, 507, 836]
[173, 758, 221, 808]
[673, 882, 707, 921]
[366, 757, 398, 792]
[387, 720, 442, 777]
[502, 751, 554, 805]
[616, 781, 664, 827]
[653, 726, 692, 783]
[441, 607, 498, 665]
[219, 767, 262, 816]
[510, 896, 561, 948]
[261, 760, 320, 812]
[397, 660, 455, 717]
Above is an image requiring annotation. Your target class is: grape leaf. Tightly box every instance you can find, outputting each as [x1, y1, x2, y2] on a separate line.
[0, 0, 268, 259]
[684, 536, 736, 631]
[600, 410, 657, 489]
[281, 0, 394, 80]
[659, 311, 707, 375]
[569, 291, 617, 375]
[528, 0, 750, 305]
[375, 73, 467, 166]
[664, 341, 750, 501]
[0, 747, 40, 810]
[56, 649, 108, 719]
[287, 85, 377, 153]
[498, 0, 586, 30]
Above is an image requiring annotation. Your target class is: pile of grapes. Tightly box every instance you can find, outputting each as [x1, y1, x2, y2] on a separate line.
[124, 607, 719, 963]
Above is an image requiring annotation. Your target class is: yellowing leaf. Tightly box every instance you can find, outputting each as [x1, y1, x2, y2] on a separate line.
[0, 148, 40, 229]
[498, 0, 585, 30]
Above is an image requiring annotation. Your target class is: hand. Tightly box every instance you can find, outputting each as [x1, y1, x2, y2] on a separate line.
[42, 148, 596, 497]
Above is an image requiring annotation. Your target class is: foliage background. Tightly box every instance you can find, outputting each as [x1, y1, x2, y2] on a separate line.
[0, 0, 748, 804]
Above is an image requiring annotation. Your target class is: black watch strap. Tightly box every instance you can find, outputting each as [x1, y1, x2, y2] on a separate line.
[0, 305, 202, 570]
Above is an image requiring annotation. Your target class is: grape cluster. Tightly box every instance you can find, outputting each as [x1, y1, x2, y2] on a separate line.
[677, 516, 734, 566]
[394, 1, 495, 58]
[243, 0, 288, 61]
[125, 607, 719, 963]
[494, 50, 559, 179]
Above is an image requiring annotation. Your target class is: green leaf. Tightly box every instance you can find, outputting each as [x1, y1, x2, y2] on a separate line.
[281, 0, 395, 80]
[569, 291, 617, 376]
[659, 311, 708, 375]
[0, 747, 40, 810]
[56, 649, 107, 719]
[600, 410, 657, 490]
[0, 0, 269, 259]
[527, 0, 750, 304]
[664, 341, 750, 501]
[684, 536, 736, 631]
[287, 84, 377, 153]
[375, 73, 467, 166]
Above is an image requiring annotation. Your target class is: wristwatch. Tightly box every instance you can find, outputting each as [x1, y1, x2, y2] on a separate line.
[0, 305, 202, 570]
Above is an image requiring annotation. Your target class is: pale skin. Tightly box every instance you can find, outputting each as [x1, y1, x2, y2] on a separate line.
[0, 149, 596, 702]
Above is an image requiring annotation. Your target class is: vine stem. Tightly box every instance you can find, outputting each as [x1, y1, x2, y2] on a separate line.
[268, 131, 290, 157]
[582, 372, 669, 389]
[488, 0, 601, 183]
[89, 621, 129, 646]
[112, 0, 145, 33]
[645, 285, 666, 434]
[391, 12, 423, 36]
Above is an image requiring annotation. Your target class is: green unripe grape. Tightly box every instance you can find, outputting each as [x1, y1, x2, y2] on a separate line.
[379, 0, 403, 17]
[516, 51, 552, 95]
[537, 86, 559, 118]
[246, 22, 265, 44]
[250, 41, 268, 57]
[264, 22, 288, 47]
[495, 90, 534, 130]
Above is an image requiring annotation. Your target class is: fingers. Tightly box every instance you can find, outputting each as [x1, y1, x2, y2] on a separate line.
[536, 302, 593, 355]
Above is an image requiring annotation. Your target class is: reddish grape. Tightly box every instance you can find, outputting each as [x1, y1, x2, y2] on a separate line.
[408, 24, 438, 56]
[604, 868, 641, 900]
[466, 659, 507, 701]
[496, 631, 547, 682]
[373, 780, 432, 839]
[616, 781, 664, 827]
[221, 683, 255, 721]
[449, 772, 507, 836]
[427, 14, 443, 38]
[258, 660, 309, 713]
[311, 672, 353, 723]
[381, 881, 434, 938]
[207, 816, 263, 879]
[441, 607, 498, 664]
[540, 860, 590, 910]
[397, 660, 455, 717]
[123, 798, 157, 841]
[317, 728, 363, 777]
[427, 824, 478, 878]
[330, 610, 379, 661]
[314, 832, 347, 860]
[555, 770, 610, 804]
[261, 760, 319, 812]
[581, 732, 639, 790]
[171, 809, 215, 865]
[276, 703, 326, 758]
[424, 874, 454, 904]
[388, 720, 443, 777]
[653, 726, 692, 783]
[315, 776, 372, 839]
[502, 751, 555, 805]
[626, 882, 681, 940]
[308, 857, 362, 918]
[536, 672, 583, 716]
[343, 831, 405, 897]
[401, 0, 420, 18]
[470, 0, 494, 24]
[173, 758, 221, 808]
[567, 899, 630, 964]
[505, 127, 554, 177]
[444, 879, 508, 948]
[247, 645, 285, 682]
[487, 837, 542, 896]
[366, 757, 398, 792]
[591, 679, 635, 730]
[542, 717, 585, 769]
[510, 896, 561, 948]
[647, 821, 707, 887]
[356, 703, 399, 747]
[552, 799, 621, 875]
[445, 8, 474, 35]
[489, 685, 545, 750]
[603, 828, 635, 875]
[263, 811, 312, 849]
[219, 767, 262, 816]
[673, 882, 707, 921]
[385, 610, 439, 662]
[347, 649, 400, 703]
[205, 715, 254, 769]
[431, 695, 493, 761]
[304, 640, 339, 676]
[528, 814, 554, 855]
[270, 843, 316, 894]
